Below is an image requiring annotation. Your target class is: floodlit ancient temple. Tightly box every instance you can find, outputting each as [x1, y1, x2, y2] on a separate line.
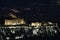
[5, 18, 25, 25]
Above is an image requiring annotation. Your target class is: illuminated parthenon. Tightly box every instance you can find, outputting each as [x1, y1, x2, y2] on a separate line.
[5, 18, 26, 25]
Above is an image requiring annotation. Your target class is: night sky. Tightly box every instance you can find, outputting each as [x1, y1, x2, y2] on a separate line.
[0, 0, 60, 23]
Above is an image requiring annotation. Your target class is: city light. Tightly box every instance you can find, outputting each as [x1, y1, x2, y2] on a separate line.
[48, 22, 53, 25]
[31, 22, 42, 27]
[6, 37, 10, 40]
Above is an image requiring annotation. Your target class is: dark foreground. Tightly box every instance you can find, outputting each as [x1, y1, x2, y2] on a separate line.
[0, 26, 60, 40]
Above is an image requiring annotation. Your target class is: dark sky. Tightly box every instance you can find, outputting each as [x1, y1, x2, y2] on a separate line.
[0, 0, 60, 23]
[0, 0, 50, 7]
[0, 0, 54, 15]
